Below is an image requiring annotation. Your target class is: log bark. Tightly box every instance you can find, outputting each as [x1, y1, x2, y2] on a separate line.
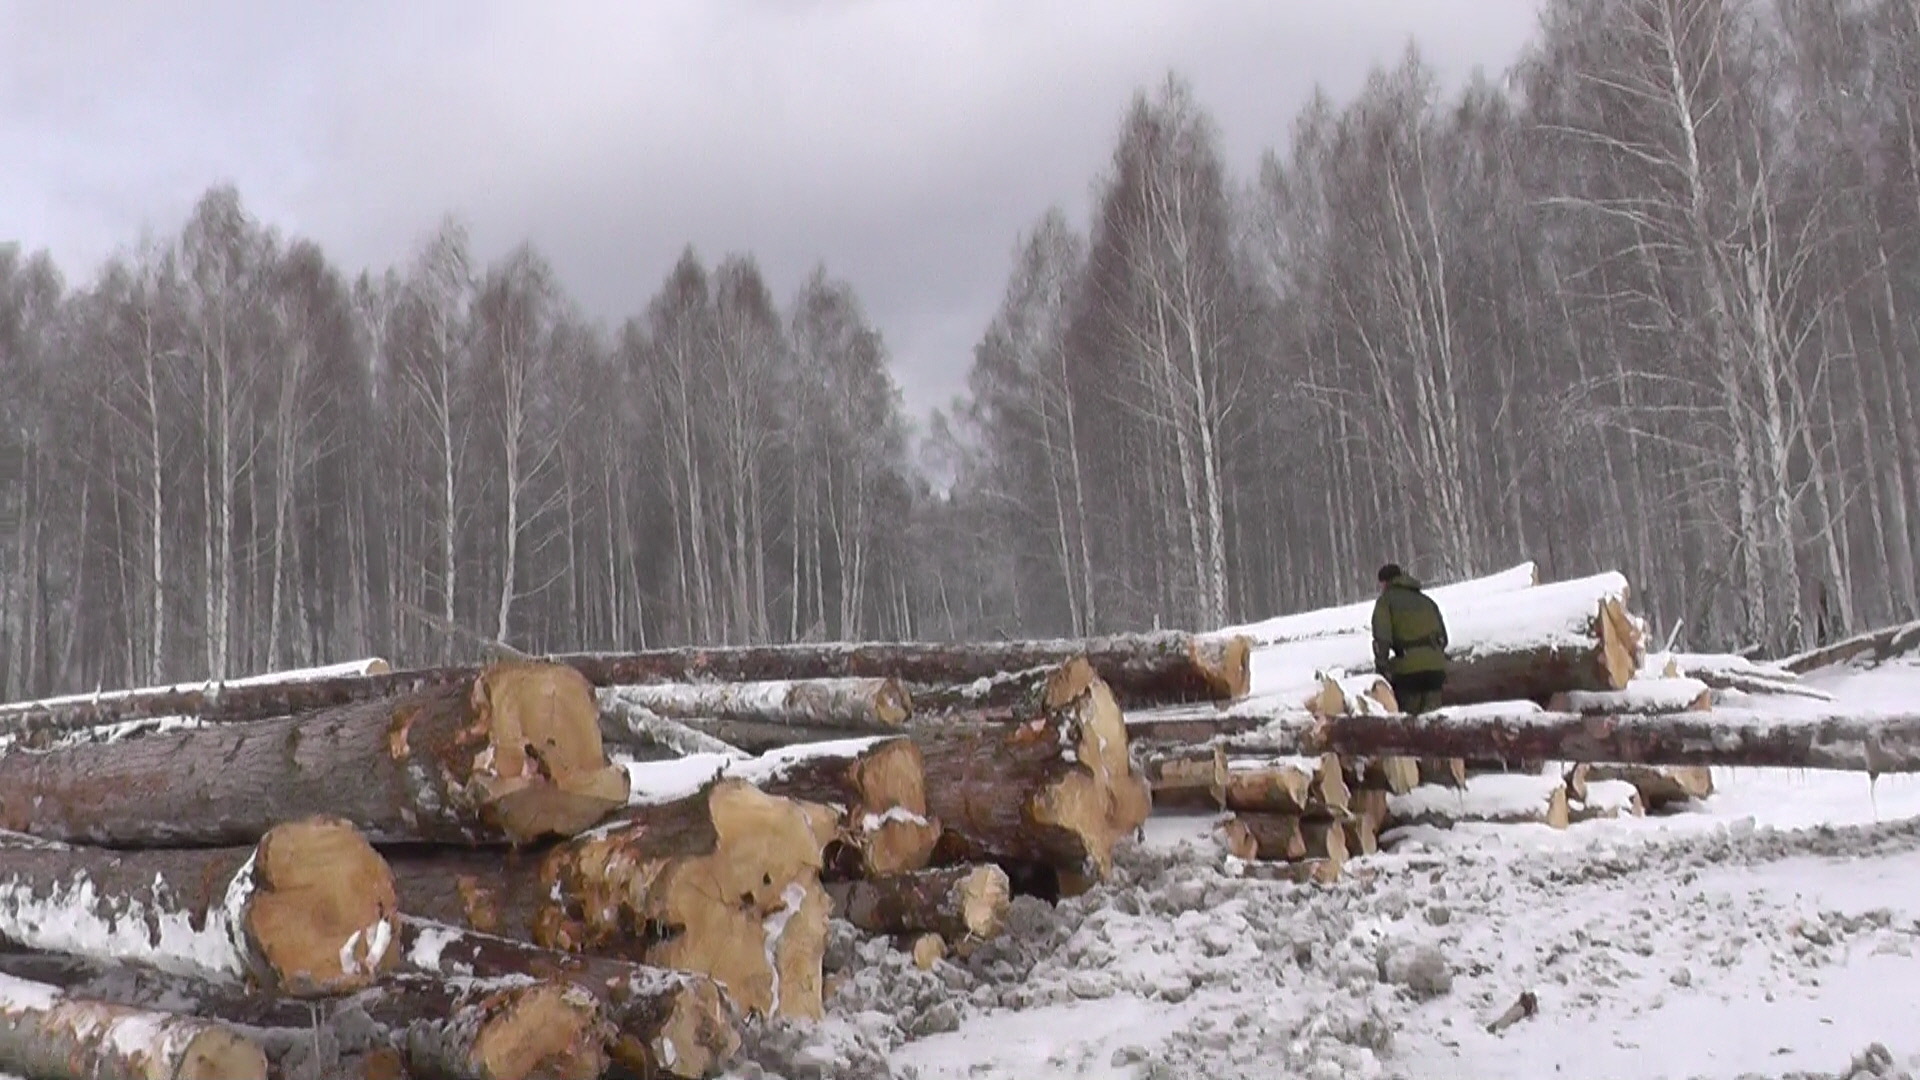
[907, 661, 1102, 722]
[0, 970, 268, 1080]
[0, 817, 398, 997]
[385, 777, 829, 1021]
[1780, 620, 1920, 674]
[599, 694, 747, 758]
[0, 660, 628, 848]
[605, 677, 910, 731]
[619, 736, 943, 879]
[1548, 678, 1712, 716]
[0, 951, 608, 1080]
[1436, 587, 1641, 705]
[911, 663, 1151, 883]
[1220, 814, 1348, 865]
[825, 865, 1011, 942]
[393, 918, 738, 1079]
[1205, 707, 1920, 774]
[0, 634, 1251, 736]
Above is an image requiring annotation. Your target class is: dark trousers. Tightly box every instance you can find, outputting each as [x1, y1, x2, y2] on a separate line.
[1391, 670, 1447, 716]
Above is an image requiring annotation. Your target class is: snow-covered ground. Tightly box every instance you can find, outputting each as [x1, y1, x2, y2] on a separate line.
[725, 654, 1920, 1080]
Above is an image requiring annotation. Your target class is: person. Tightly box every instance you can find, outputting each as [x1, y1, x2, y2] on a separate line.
[1371, 563, 1450, 715]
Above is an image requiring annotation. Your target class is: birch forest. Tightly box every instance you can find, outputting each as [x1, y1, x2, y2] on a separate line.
[1, 0, 1917, 700]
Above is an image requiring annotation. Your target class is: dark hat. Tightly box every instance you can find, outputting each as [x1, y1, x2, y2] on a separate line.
[1377, 563, 1402, 583]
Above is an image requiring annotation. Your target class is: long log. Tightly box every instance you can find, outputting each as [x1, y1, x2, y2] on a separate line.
[1201, 706, 1920, 774]
[1779, 620, 1920, 675]
[1547, 677, 1711, 716]
[1433, 574, 1642, 705]
[599, 694, 748, 758]
[0, 660, 628, 848]
[385, 777, 829, 1020]
[910, 660, 1151, 883]
[824, 865, 1011, 942]
[0, 951, 608, 1080]
[1651, 652, 1834, 701]
[1217, 753, 1349, 814]
[606, 677, 910, 731]
[0, 817, 398, 997]
[0, 970, 269, 1080]
[908, 662, 1105, 722]
[1212, 561, 1539, 647]
[0, 634, 1251, 736]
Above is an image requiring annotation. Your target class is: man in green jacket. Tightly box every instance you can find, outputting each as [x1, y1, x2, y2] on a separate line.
[1371, 563, 1450, 715]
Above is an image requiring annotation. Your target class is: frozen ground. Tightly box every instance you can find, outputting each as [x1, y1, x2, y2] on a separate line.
[724, 657, 1920, 1080]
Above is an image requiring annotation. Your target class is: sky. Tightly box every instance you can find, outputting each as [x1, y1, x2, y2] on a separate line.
[0, 0, 1542, 422]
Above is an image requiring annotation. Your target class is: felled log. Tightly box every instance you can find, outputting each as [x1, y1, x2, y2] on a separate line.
[912, 661, 1152, 883]
[386, 777, 828, 1020]
[1582, 764, 1713, 810]
[910, 660, 1112, 722]
[1142, 745, 1226, 810]
[0, 817, 397, 997]
[1217, 753, 1349, 814]
[1433, 573, 1642, 705]
[599, 695, 747, 758]
[1124, 707, 1269, 748]
[1418, 758, 1469, 787]
[1305, 674, 1397, 718]
[394, 918, 738, 1078]
[1346, 756, 1421, 795]
[1206, 705, 1920, 773]
[619, 736, 943, 878]
[1569, 779, 1645, 822]
[1388, 774, 1570, 830]
[1651, 652, 1834, 702]
[1213, 562, 1538, 647]
[1780, 620, 1920, 675]
[605, 676, 911, 732]
[1548, 678, 1711, 716]
[0, 950, 608, 1080]
[825, 864, 1011, 943]
[0, 660, 628, 848]
[0, 970, 269, 1080]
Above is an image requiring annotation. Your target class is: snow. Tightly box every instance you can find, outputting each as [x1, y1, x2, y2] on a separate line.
[404, 922, 463, 974]
[0, 853, 253, 985]
[0, 658, 388, 716]
[0, 970, 62, 1012]
[1559, 677, 1712, 713]
[1388, 773, 1565, 823]
[616, 737, 895, 808]
[1214, 562, 1537, 646]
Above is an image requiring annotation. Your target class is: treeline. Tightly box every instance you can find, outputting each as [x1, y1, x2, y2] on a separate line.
[1, 0, 1917, 700]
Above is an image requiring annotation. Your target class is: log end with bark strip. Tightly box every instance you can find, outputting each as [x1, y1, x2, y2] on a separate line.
[826, 864, 1011, 942]
[1193, 635, 1253, 701]
[0, 971, 271, 1080]
[405, 979, 611, 1080]
[246, 816, 403, 995]
[458, 661, 631, 844]
[750, 736, 942, 878]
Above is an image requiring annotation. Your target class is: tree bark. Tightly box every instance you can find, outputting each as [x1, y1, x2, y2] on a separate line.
[1433, 590, 1642, 705]
[384, 777, 829, 1021]
[392, 917, 738, 1079]
[1547, 678, 1712, 716]
[1216, 753, 1350, 815]
[824, 864, 1011, 943]
[906, 659, 1103, 722]
[0, 970, 268, 1080]
[1213, 707, 1920, 774]
[0, 660, 628, 847]
[912, 666, 1150, 888]
[0, 817, 399, 997]
[605, 677, 910, 731]
[1778, 621, 1920, 675]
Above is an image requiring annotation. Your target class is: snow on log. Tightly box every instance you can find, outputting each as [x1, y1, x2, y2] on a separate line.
[599, 694, 748, 759]
[911, 661, 1152, 883]
[617, 736, 942, 878]
[909, 660, 1106, 722]
[0, 948, 618, 1080]
[824, 865, 1011, 943]
[0, 970, 268, 1080]
[1205, 703, 1920, 773]
[1434, 572, 1641, 704]
[1779, 621, 1920, 675]
[1570, 779, 1645, 822]
[1388, 774, 1571, 830]
[1582, 764, 1713, 810]
[605, 676, 911, 732]
[394, 917, 738, 1079]
[1217, 753, 1349, 814]
[0, 817, 398, 997]
[1648, 652, 1834, 702]
[385, 777, 829, 1020]
[1548, 678, 1711, 716]
[0, 660, 629, 848]
[1213, 561, 1538, 646]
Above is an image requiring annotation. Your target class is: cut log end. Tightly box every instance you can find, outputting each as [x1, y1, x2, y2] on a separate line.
[647, 976, 741, 1080]
[841, 737, 941, 877]
[459, 982, 610, 1080]
[768, 877, 831, 1021]
[872, 679, 913, 726]
[1193, 635, 1253, 700]
[957, 865, 1012, 939]
[911, 934, 945, 970]
[1043, 657, 1100, 710]
[245, 816, 400, 995]
[1597, 598, 1641, 691]
[174, 1025, 274, 1080]
[466, 660, 631, 844]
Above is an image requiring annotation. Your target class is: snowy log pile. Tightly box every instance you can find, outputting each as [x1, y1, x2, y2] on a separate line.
[0, 634, 1198, 1078]
[1134, 563, 1920, 872]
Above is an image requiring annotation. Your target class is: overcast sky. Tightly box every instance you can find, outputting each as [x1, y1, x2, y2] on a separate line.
[0, 0, 1541, 421]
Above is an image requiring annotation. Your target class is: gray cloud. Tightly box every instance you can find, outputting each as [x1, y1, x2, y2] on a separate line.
[0, 0, 1541, 420]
